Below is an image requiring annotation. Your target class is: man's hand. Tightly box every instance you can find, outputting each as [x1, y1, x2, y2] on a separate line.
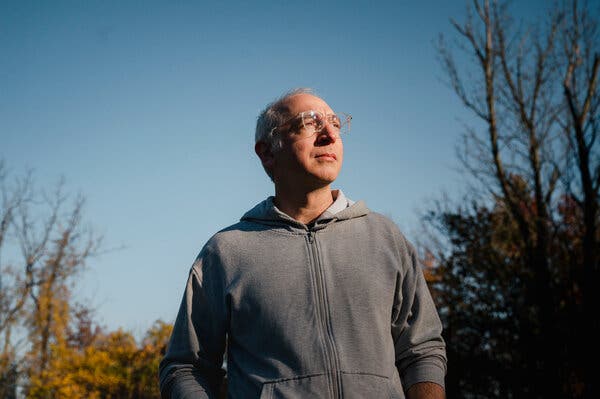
[406, 382, 445, 399]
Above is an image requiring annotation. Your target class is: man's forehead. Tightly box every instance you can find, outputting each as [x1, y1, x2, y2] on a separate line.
[283, 93, 333, 114]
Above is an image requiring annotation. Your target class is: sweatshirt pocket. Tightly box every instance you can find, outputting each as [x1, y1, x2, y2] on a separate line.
[259, 373, 329, 399]
[258, 372, 403, 399]
[340, 372, 404, 399]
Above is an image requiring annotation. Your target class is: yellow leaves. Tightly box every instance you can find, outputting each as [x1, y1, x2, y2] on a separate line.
[26, 321, 172, 399]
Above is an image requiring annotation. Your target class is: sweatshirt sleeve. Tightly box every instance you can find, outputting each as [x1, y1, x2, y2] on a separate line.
[391, 236, 447, 392]
[159, 249, 227, 399]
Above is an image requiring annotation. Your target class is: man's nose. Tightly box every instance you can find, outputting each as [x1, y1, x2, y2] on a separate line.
[316, 123, 338, 144]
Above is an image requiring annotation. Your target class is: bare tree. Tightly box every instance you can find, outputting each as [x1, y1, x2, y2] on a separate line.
[436, 0, 598, 397]
[0, 161, 101, 396]
[561, 2, 600, 398]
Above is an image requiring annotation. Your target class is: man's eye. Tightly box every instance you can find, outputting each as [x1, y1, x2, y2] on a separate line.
[329, 116, 341, 129]
[304, 117, 319, 127]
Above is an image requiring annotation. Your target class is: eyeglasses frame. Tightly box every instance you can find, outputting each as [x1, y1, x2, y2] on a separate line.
[270, 110, 352, 137]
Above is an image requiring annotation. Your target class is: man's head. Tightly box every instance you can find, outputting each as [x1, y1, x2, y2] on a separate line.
[255, 88, 316, 152]
[255, 89, 349, 190]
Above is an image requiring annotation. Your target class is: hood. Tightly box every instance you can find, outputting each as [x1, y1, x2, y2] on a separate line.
[240, 196, 370, 230]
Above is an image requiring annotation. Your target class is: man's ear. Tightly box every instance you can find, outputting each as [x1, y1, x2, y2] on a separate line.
[255, 141, 275, 170]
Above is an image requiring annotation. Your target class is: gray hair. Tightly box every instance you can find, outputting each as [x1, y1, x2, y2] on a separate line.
[255, 87, 316, 150]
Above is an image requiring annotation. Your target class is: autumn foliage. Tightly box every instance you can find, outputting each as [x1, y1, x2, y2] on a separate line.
[26, 321, 172, 399]
[0, 165, 173, 398]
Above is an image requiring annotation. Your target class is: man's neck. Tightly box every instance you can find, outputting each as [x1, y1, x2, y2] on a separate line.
[274, 185, 336, 225]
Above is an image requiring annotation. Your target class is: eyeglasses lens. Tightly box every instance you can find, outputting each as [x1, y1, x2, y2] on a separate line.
[301, 112, 345, 134]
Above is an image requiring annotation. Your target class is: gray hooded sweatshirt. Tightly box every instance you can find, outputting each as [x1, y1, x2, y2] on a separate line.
[159, 195, 446, 399]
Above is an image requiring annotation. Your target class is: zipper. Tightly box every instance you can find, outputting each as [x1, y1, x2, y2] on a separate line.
[307, 230, 343, 398]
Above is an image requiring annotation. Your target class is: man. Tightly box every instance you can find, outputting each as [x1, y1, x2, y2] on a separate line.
[159, 88, 447, 398]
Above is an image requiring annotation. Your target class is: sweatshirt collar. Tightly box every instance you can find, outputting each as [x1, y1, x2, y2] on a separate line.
[240, 189, 368, 229]
[317, 189, 355, 220]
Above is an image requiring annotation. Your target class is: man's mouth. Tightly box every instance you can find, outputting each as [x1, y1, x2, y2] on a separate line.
[316, 153, 337, 160]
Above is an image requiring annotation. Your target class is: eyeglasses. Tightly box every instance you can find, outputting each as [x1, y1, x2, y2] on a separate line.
[271, 110, 352, 138]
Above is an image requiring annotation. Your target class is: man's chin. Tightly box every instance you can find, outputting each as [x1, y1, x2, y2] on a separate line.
[312, 164, 341, 181]
[311, 173, 340, 186]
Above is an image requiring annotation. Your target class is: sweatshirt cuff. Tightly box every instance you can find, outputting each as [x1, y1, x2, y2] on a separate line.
[402, 362, 446, 391]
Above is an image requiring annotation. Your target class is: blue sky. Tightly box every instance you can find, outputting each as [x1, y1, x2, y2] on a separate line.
[1, 0, 561, 335]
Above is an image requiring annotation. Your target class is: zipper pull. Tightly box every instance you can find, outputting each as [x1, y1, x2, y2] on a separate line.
[307, 230, 314, 243]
